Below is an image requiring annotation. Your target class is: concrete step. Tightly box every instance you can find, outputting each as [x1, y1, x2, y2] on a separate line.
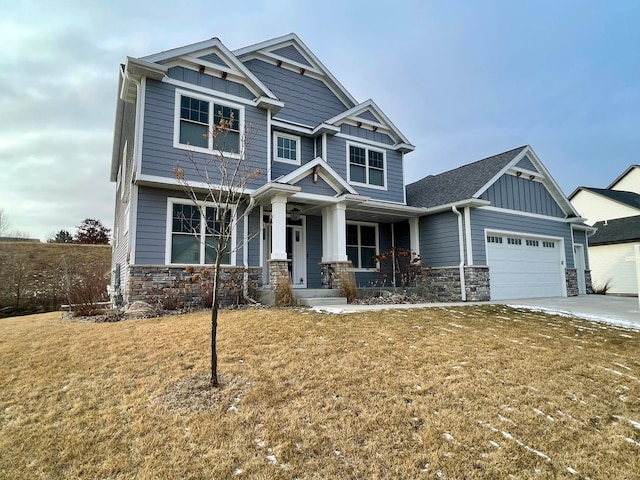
[293, 288, 341, 299]
[297, 297, 348, 307]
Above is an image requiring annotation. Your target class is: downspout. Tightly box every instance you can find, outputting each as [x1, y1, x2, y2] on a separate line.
[452, 206, 467, 301]
[243, 197, 257, 299]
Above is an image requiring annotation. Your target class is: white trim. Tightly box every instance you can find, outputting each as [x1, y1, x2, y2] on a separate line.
[322, 132, 327, 160]
[120, 141, 128, 201]
[276, 157, 358, 195]
[129, 184, 139, 263]
[346, 220, 379, 271]
[484, 227, 568, 298]
[266, 111, 272, 182]
[165, 197, 237, 266]
[506, 167, 545, 181]
[346, 140, 388, 191]
[272, 131, 301, 165]
[136, 173, 256, 195]
[173, 88, 244, 158]
[336, 132, 397, 151]
[573, 243, 587, 295]
[464, 206, 473, 265]
[134, 76, 145, 179]
[479, 205, 573, 223]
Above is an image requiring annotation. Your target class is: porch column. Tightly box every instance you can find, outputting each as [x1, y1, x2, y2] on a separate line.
[321, 205, 334, 262]
[332, 202, 348, 262]
[409, 217, 421, 263]
[270, 194, 287, 260]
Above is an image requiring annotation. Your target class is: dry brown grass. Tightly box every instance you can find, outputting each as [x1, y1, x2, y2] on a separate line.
[1, 305, 639, 479]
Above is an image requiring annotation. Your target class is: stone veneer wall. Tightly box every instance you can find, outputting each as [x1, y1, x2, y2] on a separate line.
[413, 265, 490, 302]
[565, 268, 578, 297]
[320, 261, 353, 289]
[127, 265, 262, 308]
[585, 270, 593, 294]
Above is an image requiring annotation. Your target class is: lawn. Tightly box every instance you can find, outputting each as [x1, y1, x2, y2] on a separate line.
[1, 306, 639, 479]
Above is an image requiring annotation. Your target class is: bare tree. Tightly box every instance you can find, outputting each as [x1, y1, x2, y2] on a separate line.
[174, 112, 260, 387]
[0, 209, 10, 237]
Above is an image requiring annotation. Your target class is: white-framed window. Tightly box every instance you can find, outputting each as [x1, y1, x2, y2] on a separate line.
[173, 89, 243, 156]
[273, 132, 301, 165]
[346, 221, 379, 270]
[346, 141, 386, 189]
[166, 199, 236, 265]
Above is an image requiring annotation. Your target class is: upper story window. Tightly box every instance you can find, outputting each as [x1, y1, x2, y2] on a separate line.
[347, 142, 386, 189]
[174, 90, 243, 156]
[168, 200, 234, 265]
[346, 222, 378, 270]
[273, 132, 301, 165]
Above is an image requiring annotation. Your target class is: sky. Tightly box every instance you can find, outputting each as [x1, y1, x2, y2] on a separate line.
[1, 0, 639, 241]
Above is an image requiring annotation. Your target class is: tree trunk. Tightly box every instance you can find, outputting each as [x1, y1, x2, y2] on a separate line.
[210, 254, 222, 387]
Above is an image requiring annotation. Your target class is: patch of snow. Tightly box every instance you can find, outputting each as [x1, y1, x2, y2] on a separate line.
[254, 439, 266, 448]
[311, 307, 345, 314]
[334, 450, 341, 456]
[409, 345, 417, 349]
[489, 441, 499, 448]
[228, 405, 238, 413]
[62, 385, 69, 391]
[620, 334, 633, 338]
[533, 408, 544, 416]
[412, 325, 422, 329]
[443, 433, 454, 441]
[498, 414, 514, 424]
[448, 323, 465, 329]
[420, 462, 430, 472]
[538, 334, 552, 339]
[614, 362, 631, 371]
[508, 304, 640, 332]
[234, 468, 243, 475]
[567, 467, 578, 475]
[625, 437, 640, 447]
[266, 455, 277, 464]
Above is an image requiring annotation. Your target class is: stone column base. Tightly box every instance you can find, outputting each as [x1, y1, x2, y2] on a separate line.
[320, 261, 353, 289]
[267, 259, 290, 289]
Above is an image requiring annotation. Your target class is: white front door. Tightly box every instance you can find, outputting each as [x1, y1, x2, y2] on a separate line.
[288, 225, 306, 288]
[574, 244, 586, 295]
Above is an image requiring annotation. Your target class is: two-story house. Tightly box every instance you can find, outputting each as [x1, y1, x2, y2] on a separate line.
[110, 33, 592, 305]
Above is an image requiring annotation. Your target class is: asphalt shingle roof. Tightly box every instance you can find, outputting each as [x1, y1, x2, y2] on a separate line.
[406, 146, 527, 208]
[589, 215, 640, 246]
[582, 188, 640, 210]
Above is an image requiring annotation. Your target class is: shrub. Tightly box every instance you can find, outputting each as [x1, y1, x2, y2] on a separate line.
[67, 271, 109, 316]
[593, 279, 611, 295]
[274, 274, 294, 307]
[339, 271, 358, 303]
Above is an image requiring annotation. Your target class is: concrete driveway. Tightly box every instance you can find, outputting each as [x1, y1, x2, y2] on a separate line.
[317, 295, 640, 330]
[503, 295, 640, 330]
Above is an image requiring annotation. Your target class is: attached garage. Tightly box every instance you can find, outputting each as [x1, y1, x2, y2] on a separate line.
[486, 232, 565, 300]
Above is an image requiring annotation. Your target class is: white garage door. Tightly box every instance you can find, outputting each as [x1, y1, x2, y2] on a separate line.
[486, 233, 564, 300]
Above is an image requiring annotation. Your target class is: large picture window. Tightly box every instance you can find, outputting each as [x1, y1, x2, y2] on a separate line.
[346, 222, 378, 269]
[348, 143, 386, 188]
[168, 200, 233, 265]
[175, 90, 242, 155]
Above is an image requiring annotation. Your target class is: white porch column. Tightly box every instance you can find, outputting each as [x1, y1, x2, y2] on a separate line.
[409, 217, 420, 262]
[332, 202, 348, 262]
[270, 194, 288, 260]
[321, 206, 334, 262]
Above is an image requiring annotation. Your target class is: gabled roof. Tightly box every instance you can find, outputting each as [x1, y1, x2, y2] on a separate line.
[233, 33, 358, 110]
[406, 145, 579, 217]
[589, 215, 640, 245]
[571, 187, 640, 210]
[139, 37, 279, 101]
[275, 157, 358, 195]
[406, 146, 527, 208]
[607, 164, 640, 190]
[325, 99, 414, 152]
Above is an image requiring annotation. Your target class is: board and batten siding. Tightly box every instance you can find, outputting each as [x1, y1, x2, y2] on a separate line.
[480, 174, 565, 218]
[340, 124, 394, 145]
[243, 59, 348, 127]
[167, 67, 254, 100]
[134, 186, 257, 267]
[470, 208, 575, 268]
[418, 212, 461, 267]
[141, 79, 268, 189]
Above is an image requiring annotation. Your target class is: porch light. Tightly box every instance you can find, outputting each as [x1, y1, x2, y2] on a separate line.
[290, 207, 301, 222]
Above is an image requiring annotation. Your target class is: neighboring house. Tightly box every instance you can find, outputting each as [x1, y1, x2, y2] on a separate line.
[110, 33, 592, 305]
[569, 165, 640, 296]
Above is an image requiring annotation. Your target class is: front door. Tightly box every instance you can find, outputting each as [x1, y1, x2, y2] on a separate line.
[287, 224, 306, 288]
[574, 244, 586, 295]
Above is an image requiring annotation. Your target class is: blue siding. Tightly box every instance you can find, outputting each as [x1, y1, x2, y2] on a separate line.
[470, 208, 575, 268]
[243, 59, 348, 126]
[418, 212, 461, 267]
[197, 53, 227, 67]
[270, 45, 312, 67]
[325, 135, 404, 203]
[340, 124, 394, 145]
[135, 186, 258, 267]
[271, 135, 315, 179]
[480, 174, 565, 217]
[356, 110, 380, 123]
[141, 79, 268, 189]
[306, 215, 323, 288]
[515, 155, 538, 172]
[295, 175, 339, 196]
[167, 66, 254, 100]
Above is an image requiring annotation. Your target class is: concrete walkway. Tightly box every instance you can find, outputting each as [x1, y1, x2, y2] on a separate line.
[312, 295, 640, 330]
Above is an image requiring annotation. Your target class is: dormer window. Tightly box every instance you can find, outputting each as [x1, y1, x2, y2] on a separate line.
[174, 89, 243, 156]
[347, 142, 386, 189]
